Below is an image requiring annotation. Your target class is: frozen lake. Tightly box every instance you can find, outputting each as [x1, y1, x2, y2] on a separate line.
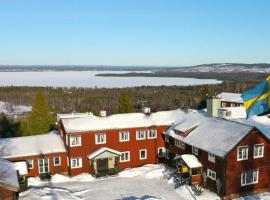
[0, 71, 222, 88]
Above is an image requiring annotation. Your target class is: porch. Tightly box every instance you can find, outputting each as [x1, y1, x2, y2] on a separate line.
[88, 147, 121, 178]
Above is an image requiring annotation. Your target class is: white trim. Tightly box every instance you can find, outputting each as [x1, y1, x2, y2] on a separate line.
[208, 153, 215, 163]
[207, 169, 216, 181]
[147, 129, 157, 139]
[27, 160, 34, 169]
[38, 158, 50, 174]
[241, 169, 259, 186]
[253, 144, 264, 158]
[175, 139, 185, 149]
[119, 131, 130, 142]
[70, 157, 83, 169]
[54, 156, 61, 166]
[139, 149, 147, 160]
[192, 146, 198, 156]
[95, 133, 106, 144]
[70, 135, 81, 147]
[237, 146, 248, 161]
[120, 151, 130, 162]
[136, 130, 146, 140]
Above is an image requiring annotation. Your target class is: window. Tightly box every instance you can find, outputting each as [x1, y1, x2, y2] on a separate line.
[175, 139, 185, 149]
[241, 170, 259, 186]
[140, 149, 147, 160]
[54, 156, 61, 166]
[95, 133, 106, 144]
[148, 129, 157, 139]
[208, 153, 215, 163]
[136, 130, 146, 140]
[27, 160, 34, 169]
[165, 135, 170, 143]
[119, 131, 130, 142]
[207, 169, 216, 180]
[237, 146, 248, 161]
[70, 136, 81, 147]
[120, 151, 130, 162]
[254, 144, 264, 158]
[158, 147, 169, 158]
[70, 157, 82, 169]
[192, 146, 198, 155]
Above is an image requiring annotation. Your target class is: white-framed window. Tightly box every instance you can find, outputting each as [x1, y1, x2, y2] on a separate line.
[192, 146, 198, 155]
[241, 170, 259, 186]
[95, 133, 106, 144]
[136, 130, 146, 140]
[119, 131, 130, 142]
[70, 157, 82, 169]
[165, 135, 170, 143]
[175, 139, 185, 149]
[54, 156, 61, 166]
[140, 149, 147, 160]
[158, 147, 169, 158]
[237, 146, 248, 161]
[70, 135, 81, 147]
[120, 151, 130, 162]
[253, 144, 264, 158]
[207, 169, 216, 180]
[27, 160, 34, 169]
[148, 129, 157, 139]
[208, 153, 215, 163]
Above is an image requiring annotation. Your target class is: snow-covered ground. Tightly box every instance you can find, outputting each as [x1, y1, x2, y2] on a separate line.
[0, 101, 31, 115]
[234, 192, 270, 200]
[19, 164, 220, 200]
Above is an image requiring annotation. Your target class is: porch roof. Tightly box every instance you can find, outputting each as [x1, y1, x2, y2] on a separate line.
[175, 154, 202, 168]
[88, 147, 121, 160]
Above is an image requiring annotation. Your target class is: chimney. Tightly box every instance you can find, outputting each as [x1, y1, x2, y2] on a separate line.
[99, 110, 107, 117]
[207, 96, 221, 117]
[143, 107, 151, 115]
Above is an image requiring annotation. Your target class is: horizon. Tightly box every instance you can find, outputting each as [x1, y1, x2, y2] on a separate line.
[1, 0, 270, 66]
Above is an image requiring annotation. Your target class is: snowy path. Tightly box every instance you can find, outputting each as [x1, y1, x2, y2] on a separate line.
[19, 164, 220, 200]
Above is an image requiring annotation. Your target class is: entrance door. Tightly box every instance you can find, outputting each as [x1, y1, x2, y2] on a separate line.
[38, 158, 50, 174]
[97, 158, 108, 174]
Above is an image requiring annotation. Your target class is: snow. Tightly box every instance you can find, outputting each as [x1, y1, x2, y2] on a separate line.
[57, 112, 94, 121]
[175, 154, 203, 168]
[0, 159, 19, 191]
[88, 147, 121, 160]
[166, 116, 253, 157]
[13, 161, 28, 176]
[20, 164, 220, 200]
[217, 92, 243, 103]
[0, 134, 66, 159]
[0, 101, 31, 115]
[61, 109, 189, 133]
[234, 192, 270, 200]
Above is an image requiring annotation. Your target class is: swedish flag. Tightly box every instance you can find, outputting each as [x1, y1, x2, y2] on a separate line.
[241, 76, 270, 118]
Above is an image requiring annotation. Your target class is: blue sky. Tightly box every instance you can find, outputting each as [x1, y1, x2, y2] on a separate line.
[0, 0, 269, 66]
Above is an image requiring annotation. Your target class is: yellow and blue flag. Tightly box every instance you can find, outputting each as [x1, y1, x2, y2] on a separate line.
[241, 76, 270, 118]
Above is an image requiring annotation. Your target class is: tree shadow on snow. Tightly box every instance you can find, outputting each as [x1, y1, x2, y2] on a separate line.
[121, 195, 160, 200]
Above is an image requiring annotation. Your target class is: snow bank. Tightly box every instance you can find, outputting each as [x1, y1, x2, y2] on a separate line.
[234, 192, 270, 200]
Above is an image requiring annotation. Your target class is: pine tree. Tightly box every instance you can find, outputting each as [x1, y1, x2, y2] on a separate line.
[27, 92, 54, 135]
[118, 91, 133, 113]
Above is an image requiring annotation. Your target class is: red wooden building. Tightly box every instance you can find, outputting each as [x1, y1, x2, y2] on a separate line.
[57, 110, 183, 176]
[0, 134, 68, 177]
[165, 111, 270, 199]
[217, 92, 244, 107]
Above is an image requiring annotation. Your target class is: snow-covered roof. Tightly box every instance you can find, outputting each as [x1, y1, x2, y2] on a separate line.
[175, 154, 202, 168]
[88, 147, 121, 160]
[0, 159, 19, 192]
[217, 92, 243, 103]
[0, 134, 66, 159]
[166, 115, 253, 157]
[57, 112, 94, 121]
[233, 115, 270, 139]
[13, 161, 28, 176]
[61, 109, 191, 133]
